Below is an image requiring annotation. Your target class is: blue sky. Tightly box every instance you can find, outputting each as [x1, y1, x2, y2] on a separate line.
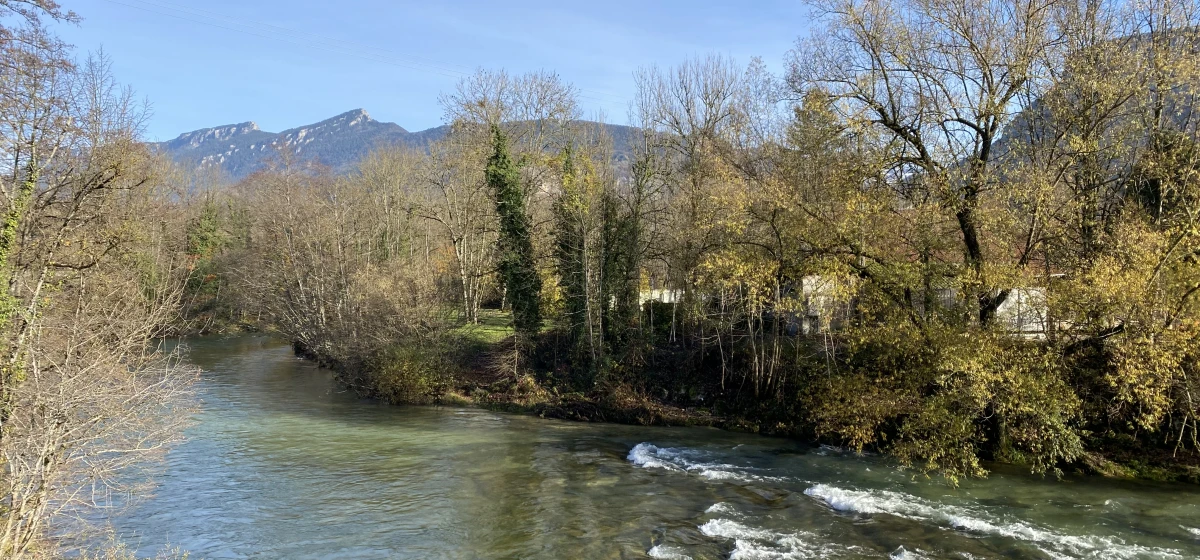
[51, 0, 813, 140]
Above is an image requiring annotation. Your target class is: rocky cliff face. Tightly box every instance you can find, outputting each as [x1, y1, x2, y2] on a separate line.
[154, 109, 635, 179]
[166, 121, 266, 150]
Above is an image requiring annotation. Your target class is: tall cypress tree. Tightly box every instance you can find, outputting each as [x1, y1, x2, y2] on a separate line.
[487, 125, 542, 340]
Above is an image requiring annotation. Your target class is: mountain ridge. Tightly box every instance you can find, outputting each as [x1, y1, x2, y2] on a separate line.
[153, 109, 634, 180]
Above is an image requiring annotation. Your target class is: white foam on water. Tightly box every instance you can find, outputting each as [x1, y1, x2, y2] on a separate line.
[627, 442, 686, 471]
[805, 484, 1183, 560]
[647, 544, 693, 560]
[889, 546, 931, 560]
[700, 518, 784, 542]
[627, 443, 786, 483]
[701, 469, 753, 481]
[706, 502, 739, 515]
[805, 484, 939, 517]
[814, 444, 843, 457]
[1183, 526, 1200, 539]
[699, 518, 847, 559]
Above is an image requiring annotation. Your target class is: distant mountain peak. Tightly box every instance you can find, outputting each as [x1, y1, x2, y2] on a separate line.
[284, 108, 394, 135]
[341, 108, 372, 123]
[153, 110, 635, 180]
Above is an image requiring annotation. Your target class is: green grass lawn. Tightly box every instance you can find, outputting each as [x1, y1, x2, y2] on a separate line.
[451, 308, 514, 345]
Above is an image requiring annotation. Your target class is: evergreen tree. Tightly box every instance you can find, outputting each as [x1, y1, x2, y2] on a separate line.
[184, 197, 228, 294]
[487, 125, 542, 340]
[599, 158, 645, 351]
[554, 148, 591, 358]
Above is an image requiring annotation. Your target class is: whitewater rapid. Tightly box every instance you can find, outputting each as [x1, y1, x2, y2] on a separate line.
[627, 442, 1189, 560]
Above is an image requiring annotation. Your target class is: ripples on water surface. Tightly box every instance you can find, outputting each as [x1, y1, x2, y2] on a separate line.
[107, 335, 1200, 559]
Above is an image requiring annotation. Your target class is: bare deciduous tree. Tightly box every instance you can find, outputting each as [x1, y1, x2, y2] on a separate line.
[0, 32, 198, 557]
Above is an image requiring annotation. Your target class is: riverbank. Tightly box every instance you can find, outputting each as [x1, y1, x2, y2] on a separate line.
[192, 308, 1200, 485]
[267, 310, 1200, 486]
[442, 379, 1200, 485]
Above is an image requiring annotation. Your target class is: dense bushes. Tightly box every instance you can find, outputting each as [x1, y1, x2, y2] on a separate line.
[361, 343, 457, 404]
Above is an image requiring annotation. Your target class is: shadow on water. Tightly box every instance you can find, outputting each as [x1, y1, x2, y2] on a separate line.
[102, 335, 1200, 560]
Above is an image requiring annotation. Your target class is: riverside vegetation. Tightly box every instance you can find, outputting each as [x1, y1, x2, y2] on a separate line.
[6, 0, 1200, 555]
[0, 2, 199, 558]
[184, 0, 1200, 488]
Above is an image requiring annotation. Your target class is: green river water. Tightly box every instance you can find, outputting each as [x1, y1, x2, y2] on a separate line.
[105, 335, 1200, 559]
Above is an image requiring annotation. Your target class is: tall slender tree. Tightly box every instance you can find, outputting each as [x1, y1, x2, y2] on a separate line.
[553, 148, 594, 364]
[488, 125, 542, 341]
[599, 157, 646, 353]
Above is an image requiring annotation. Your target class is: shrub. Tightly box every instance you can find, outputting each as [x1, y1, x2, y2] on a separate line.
[364, 342, 455, 404]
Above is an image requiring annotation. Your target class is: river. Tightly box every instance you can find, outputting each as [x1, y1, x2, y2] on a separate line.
[105, 335, 1200, 559]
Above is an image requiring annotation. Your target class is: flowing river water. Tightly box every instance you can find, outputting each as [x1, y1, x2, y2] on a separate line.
[106, 335, 1200, 559]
